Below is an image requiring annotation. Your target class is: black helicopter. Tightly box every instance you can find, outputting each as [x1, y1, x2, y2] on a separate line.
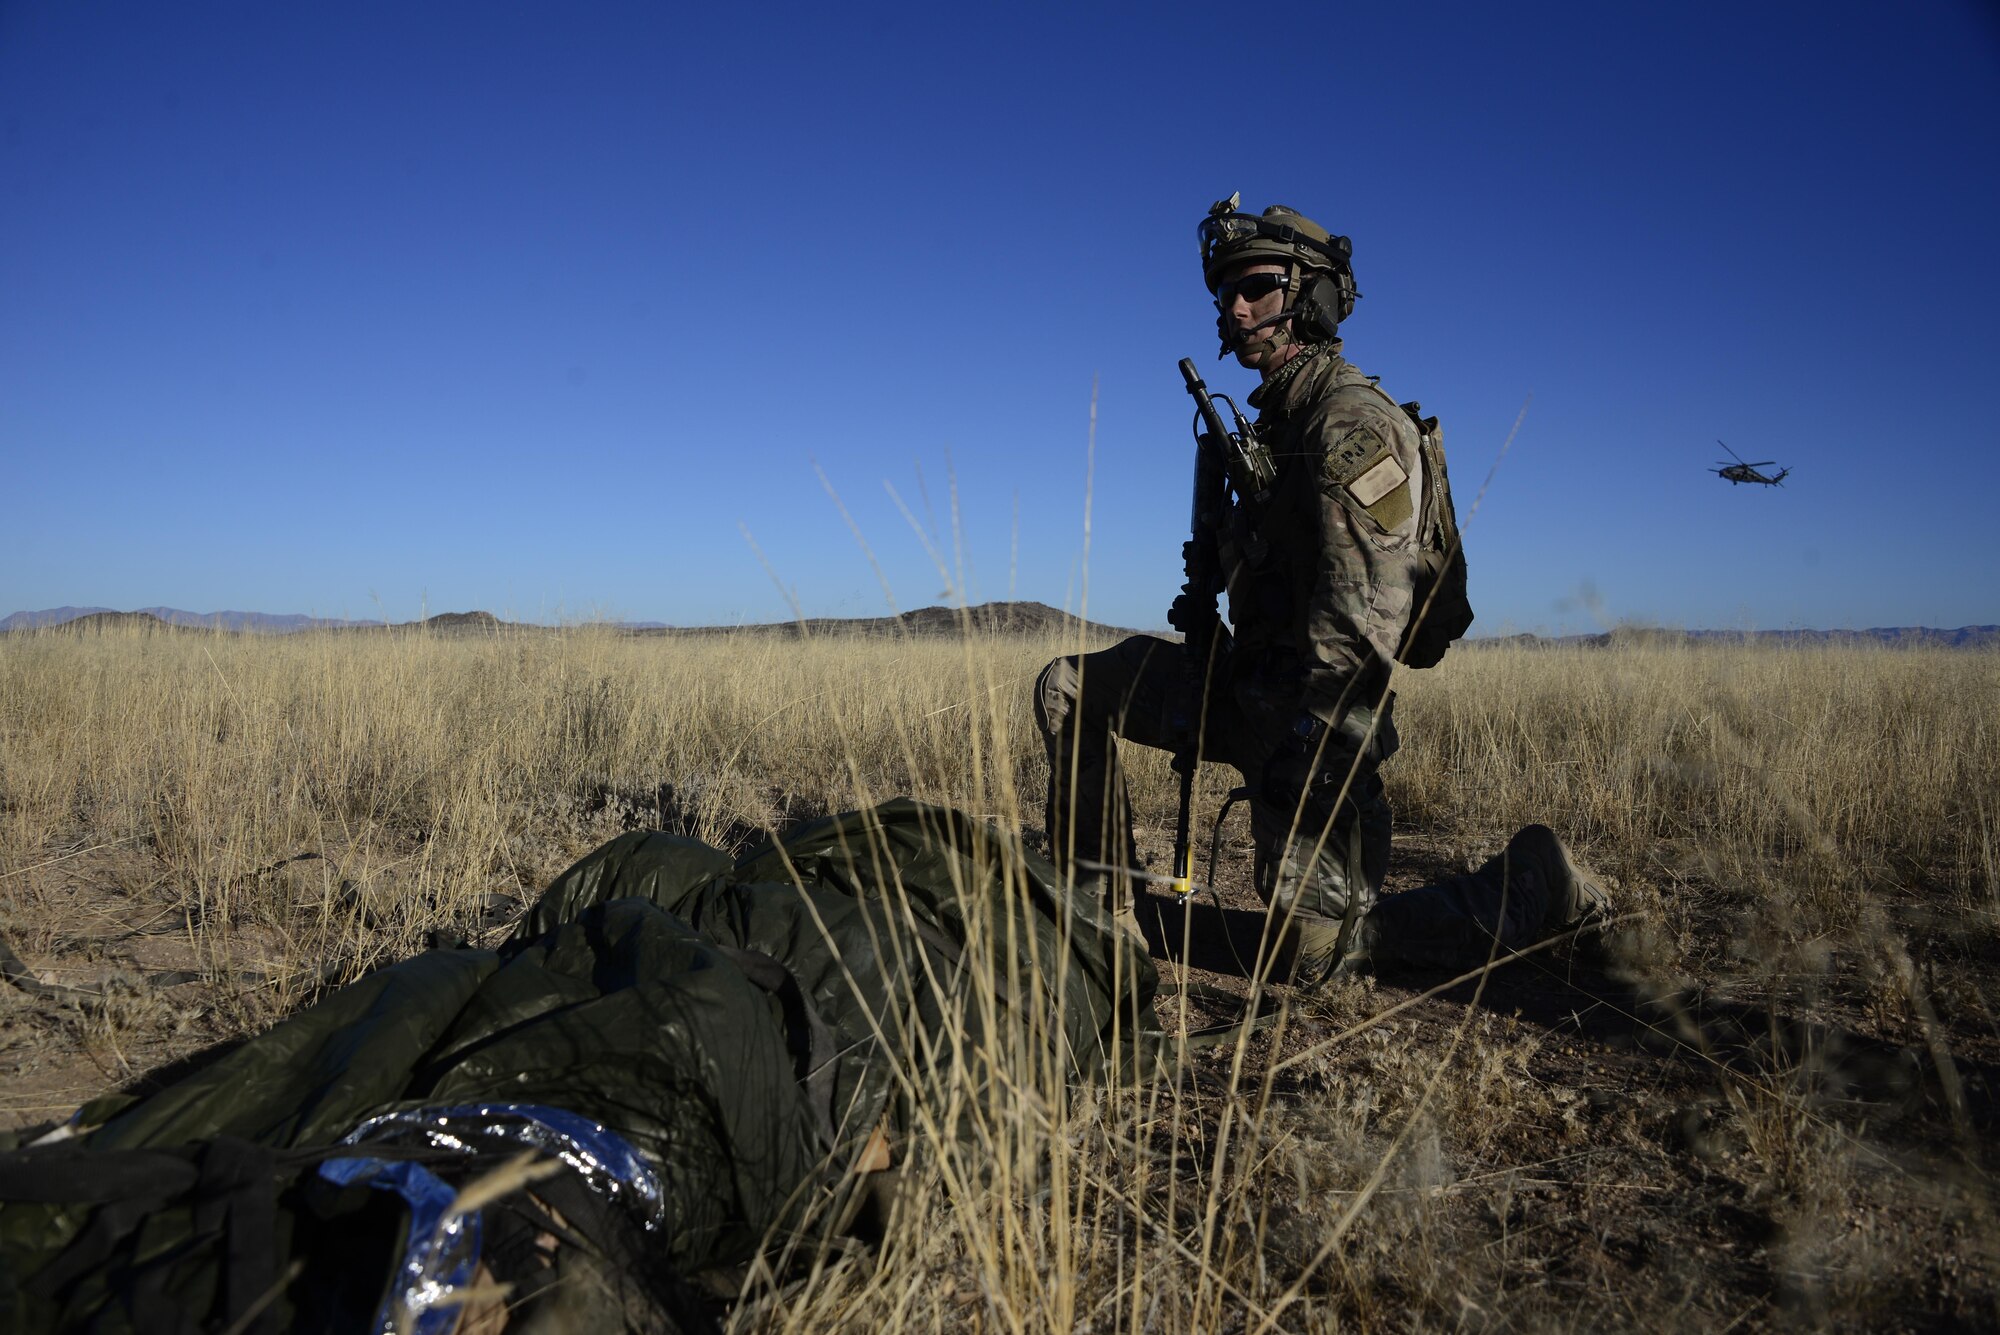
[1711, 440, 1790, 486]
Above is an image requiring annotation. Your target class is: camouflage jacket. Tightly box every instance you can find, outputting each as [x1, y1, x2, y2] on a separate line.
[1218, 343, 1426, 725]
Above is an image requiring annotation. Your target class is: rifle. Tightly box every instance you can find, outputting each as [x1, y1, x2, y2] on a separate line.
[1168, 359, 1270, 896]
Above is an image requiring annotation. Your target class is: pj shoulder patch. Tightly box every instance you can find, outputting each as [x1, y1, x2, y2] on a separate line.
[1325, 426, 1387, 489]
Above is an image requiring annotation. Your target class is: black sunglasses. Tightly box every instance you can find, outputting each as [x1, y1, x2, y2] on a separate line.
[1213, 272, 1293, 305]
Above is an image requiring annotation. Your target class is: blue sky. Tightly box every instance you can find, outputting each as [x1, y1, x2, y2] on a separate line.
[4, 1, 1996, 633]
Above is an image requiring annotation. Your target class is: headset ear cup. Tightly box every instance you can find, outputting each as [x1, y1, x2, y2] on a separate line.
[1300, 275, 1344, 341]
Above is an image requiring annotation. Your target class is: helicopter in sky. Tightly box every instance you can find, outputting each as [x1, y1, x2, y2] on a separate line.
[1711, 440, 1790, 486]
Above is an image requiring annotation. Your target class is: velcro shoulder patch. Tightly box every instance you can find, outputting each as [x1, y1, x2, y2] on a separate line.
[1364, 476, 1414, 530]
[1324, 426, 1414, 529]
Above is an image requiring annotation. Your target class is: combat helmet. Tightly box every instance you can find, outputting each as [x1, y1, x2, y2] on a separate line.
[1199, 193, 1357, 355]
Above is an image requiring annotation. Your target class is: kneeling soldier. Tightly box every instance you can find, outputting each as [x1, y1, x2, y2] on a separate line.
[1037, 195, 1607, 984]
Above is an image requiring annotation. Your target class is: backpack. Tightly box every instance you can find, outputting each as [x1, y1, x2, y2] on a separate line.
[1392, 401, 1474, 667]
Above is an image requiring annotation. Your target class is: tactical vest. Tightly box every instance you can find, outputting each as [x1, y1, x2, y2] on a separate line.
[1390, 400, 1473, 668]
[1227, 356, 1474, 671]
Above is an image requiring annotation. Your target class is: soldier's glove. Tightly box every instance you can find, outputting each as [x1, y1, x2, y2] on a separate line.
[1169, 581, 1222, 637]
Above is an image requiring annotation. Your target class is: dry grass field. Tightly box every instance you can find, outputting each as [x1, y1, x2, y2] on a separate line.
[1, 620, 1995, 1330]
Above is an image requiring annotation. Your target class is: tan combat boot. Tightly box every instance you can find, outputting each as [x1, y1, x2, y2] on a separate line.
[1498, 825, 1612, 933]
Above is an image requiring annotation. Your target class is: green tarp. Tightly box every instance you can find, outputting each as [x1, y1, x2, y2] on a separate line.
[0, 799, 1156, 1333]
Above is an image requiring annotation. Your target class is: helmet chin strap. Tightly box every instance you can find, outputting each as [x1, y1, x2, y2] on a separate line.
[1219, 308, 1297, 362]
[1214, 260, 1304, 362]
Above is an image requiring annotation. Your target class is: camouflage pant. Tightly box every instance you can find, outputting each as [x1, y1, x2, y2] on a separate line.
[1034, 634, 1394, 925]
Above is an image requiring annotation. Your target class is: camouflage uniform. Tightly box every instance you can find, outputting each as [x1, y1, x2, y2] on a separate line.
[1037, 199, 1606, 982]
[1037, 339, 1413, 929]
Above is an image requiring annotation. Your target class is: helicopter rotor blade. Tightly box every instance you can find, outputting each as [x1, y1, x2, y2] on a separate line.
[1717, 439, 1752, 466]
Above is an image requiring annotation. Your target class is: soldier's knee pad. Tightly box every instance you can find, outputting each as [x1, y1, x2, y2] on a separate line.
[1033, 657, 1076, 738]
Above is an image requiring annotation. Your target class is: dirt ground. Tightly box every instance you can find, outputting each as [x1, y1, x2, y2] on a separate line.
[0, 833, 448, 1134]
[3, 818, 1996, 1330]
[1121, 823, 2000, 1330]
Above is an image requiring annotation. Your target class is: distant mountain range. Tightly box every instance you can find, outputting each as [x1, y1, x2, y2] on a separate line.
[1476, 625, 2000, 650]
[0, 606, 387, 633]
[0, 606, 668, 634]
[0, 602, 1128, 639]
[3, 605, 1994, 648]
[629, 601, 1127, 639]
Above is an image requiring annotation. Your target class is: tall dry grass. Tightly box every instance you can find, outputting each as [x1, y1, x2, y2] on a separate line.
[1393, 639, 1998, 891]
[10, 626, 1989, 923]
[1, 622, 1995, 1328]
[0, 621, 1081, 975]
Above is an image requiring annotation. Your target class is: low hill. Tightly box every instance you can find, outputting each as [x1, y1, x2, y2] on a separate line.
[634, 600, 1131, 640]
[0, 607, 378, 633]
[0, 606, 117, 631]
[47, 611, 180, 634]
[421, 610, 504, 633]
